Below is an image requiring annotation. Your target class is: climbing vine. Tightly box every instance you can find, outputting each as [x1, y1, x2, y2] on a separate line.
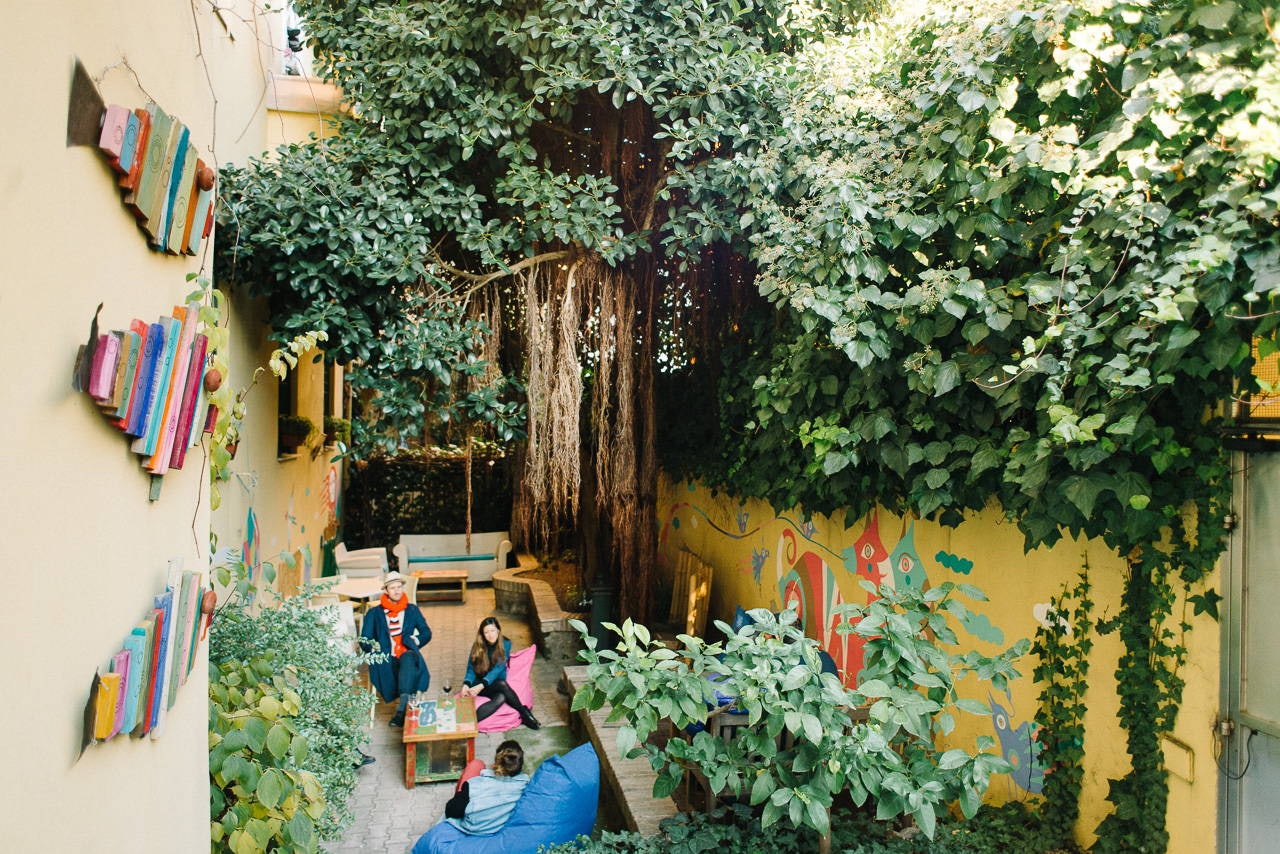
[1031, 566, 1093, 848]
[666, 0, 1274, 848]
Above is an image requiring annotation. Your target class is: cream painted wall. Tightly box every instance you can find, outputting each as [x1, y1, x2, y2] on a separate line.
[657, 476, 1220, 851]
[264, 73, 341, 151]
[0, 2, 276, 851]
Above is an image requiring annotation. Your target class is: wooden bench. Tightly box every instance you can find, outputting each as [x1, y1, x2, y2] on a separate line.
[410, 568, 468, 603]
[393, 532, 513, 583]
[562, 665, 679, 835]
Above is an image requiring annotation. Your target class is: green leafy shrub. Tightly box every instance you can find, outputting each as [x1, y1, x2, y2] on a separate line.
[209, 654, 325, 853]
[209, 579, 372, 841]
[571, 580, 1025, 841]
[543, 802, 1078, 853]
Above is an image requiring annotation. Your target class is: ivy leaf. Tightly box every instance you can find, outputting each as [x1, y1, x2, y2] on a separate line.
[1192, 2, 1237, 29]
[1188, 589, 1222, 620]
[1062, 476, 1104, 518]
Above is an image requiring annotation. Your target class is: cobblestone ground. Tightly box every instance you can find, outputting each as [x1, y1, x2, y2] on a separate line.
[324, 587, 572, 854]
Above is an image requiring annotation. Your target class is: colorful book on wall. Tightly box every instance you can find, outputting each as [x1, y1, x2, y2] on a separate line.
[121, 629, 147, 735]
[127, 104, 169, 221]
[145, 120, 186, 245]
[165, 142, 198, 254]
[168, 573, 197, 702]
[108, 649, 131, 739]
[185, 579, 207, 678]
[125, 320, 164, 437]
[99, 331, 131, 412]
[148, 304, 197, 473]
[92, 671, 122, 741]
[186, 176, 215, 256]
[111, 325, 145, 424]
[136, 609, 162, 737]
[132, 313, 180, 456]
[181, 572, 202, 685]
[97, 104, 131, 172]
[88, 332, 120, 400]
[170, 333, 208, 470]
[148, 590, 175, 737]
[118, 107, 152, 194]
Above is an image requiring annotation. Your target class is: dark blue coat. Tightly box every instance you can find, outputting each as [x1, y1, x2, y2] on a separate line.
[361, 603, 432, 701]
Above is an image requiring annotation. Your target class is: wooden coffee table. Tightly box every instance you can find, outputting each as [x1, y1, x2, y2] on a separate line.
[402, 696, 478, 788]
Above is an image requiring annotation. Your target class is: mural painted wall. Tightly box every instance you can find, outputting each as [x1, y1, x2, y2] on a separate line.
[657, 476, 1220, 851]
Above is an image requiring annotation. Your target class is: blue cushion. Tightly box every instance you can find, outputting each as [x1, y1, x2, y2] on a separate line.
[413, 742, 600, 854]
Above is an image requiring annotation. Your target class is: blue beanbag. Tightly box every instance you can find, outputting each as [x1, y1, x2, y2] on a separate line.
[413, 742, 600, 854]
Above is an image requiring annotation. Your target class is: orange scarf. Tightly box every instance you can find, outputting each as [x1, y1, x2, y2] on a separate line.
[380, 593, 409, 657]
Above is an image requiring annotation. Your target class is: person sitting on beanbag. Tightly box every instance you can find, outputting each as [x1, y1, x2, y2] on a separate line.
[459, 617, 540, 729]
[442, 740, 530, 836]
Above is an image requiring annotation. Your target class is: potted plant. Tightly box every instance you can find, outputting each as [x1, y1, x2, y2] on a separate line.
[323, 415, 351, 446]
[278, 413, 316, 453]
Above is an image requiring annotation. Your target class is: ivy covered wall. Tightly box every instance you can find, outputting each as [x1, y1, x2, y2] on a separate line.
[656, 475, 1219, 851]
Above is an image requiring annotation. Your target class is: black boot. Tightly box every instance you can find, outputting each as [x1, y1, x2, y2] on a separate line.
[519, 706, 541, 730]
[389, 712, 404, 728]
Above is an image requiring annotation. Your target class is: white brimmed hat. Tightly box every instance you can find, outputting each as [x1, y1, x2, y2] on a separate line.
[382, 571, 408, 589]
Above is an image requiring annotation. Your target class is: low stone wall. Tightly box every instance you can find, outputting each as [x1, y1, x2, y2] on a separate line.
[494, 554, 586, 664]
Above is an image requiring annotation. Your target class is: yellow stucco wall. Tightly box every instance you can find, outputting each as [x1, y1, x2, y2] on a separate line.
[0, 2, 285, 851]
[211, 292, 345, 599]
[657, 476, 1220, 851]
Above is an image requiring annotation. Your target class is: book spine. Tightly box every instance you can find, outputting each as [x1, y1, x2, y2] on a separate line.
[87, 333, 116, 400]
[105, 331, 131, 412]
[125, 321, 163, 437]
[149, 304, 198, 473]
[93, 672, 121, 741]
[137, 610, 162, 737]
[108, 650, 131, 739]
[127, 105, 169, 220]
[166, 143, 198, 254]
[170, 333, 209, 469]
[132, 315, 180, 456]
[118, 108, 151, 194]
[121, 631, 147, 734]
[111, 327, 143, 424]
[158, 130, 191, 250]
[149, 591, 174, 737]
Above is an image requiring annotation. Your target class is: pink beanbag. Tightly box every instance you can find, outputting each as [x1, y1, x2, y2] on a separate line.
[473, 644, 536, 733]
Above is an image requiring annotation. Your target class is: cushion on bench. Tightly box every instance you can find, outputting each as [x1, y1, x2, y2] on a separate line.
[412, 742, 600, 854]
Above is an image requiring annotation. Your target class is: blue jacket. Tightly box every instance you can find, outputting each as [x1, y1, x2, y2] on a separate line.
[361, 603, 432, 701]
[446, 770, 530, 835]
[464, 637, 512, 687]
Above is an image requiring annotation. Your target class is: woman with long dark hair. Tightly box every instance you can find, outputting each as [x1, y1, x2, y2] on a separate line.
[460, 617, 539, 729]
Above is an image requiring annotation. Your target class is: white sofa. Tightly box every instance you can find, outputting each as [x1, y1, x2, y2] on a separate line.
[393, 532, 513, 583]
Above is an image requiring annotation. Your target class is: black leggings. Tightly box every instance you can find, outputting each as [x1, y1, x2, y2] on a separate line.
[473, 678, 524, 722]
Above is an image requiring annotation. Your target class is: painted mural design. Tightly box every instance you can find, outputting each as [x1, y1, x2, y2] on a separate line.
[989, 692, 1046, 795]
[659, 490, 1049, 797]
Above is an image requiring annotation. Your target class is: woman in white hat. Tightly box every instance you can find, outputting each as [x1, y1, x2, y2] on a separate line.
[360, 571, 432, 727]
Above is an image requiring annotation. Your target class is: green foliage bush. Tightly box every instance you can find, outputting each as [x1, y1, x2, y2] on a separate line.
[209, 584, 372, 842]
[573, 580, 1025, 840]
[543, 802, 1079, 854]
[209, 654, 326, 853]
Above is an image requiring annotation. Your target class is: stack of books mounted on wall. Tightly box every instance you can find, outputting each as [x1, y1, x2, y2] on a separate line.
[72, 301, 214, 479]
[83, 569, 208, 747]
